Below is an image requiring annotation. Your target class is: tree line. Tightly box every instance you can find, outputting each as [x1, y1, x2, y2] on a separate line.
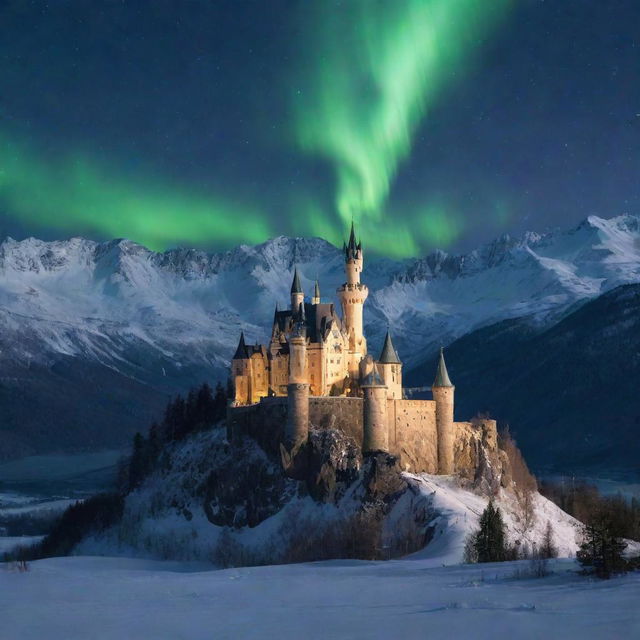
[6, 379, 231, 563]
[122, 380, 231, 493]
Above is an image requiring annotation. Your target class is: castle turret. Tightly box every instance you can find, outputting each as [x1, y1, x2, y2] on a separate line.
[311, 280, 320, 305]
[285, 318, 309, 448]
[432, 347, 455, 474]
[290, 267, 304, 312]
[361, 365, 388, 453]
[377, 331, 402, 399]
[337, 222, 369, 377]
[230, 332, 250, 405]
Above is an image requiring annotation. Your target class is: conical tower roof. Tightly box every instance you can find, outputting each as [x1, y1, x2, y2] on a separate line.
[232, 331, 248, 360]
[379, 331, 401, 364]
[433, 347, 453, 387]
[290, 267, 303, 294]
[362, 363, 385, 387]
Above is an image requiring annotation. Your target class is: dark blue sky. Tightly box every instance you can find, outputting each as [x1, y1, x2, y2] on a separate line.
[0, 0, 638, 256]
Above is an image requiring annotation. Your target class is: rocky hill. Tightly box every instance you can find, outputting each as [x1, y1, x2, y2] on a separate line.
[75, 424, 582, 565]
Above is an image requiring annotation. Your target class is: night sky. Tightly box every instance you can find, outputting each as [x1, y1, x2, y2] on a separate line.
[1, 0, 639, 257]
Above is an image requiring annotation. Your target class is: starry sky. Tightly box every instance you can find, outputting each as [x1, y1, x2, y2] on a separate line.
[0, 0, 639, 257]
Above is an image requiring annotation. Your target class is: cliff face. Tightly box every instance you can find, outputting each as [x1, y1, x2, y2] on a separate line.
[454, 418, 512, 494]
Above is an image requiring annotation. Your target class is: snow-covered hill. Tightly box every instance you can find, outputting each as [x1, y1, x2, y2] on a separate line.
[72, 427, 586, 566]
[1, 213, 640, 458]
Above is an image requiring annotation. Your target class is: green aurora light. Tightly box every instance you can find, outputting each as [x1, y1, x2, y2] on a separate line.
[0, 2, 512, 258]
[293, 0, 512, 241]
[0, 136, 272, 251]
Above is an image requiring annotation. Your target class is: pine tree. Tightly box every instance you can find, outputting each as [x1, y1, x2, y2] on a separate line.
[213, 381, 227, 422]
[540, 520, 558, 559]
[577, 510, 628, 579]
[474, 501, 507, 563]
[128, 432, 147, 491]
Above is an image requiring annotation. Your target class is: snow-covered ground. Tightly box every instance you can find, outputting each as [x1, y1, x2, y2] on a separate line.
[2, 555, 639, 639]
[0, 452, 121, 558]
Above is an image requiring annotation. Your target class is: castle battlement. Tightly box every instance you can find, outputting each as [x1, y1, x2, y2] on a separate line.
[228, 223, 492, 475]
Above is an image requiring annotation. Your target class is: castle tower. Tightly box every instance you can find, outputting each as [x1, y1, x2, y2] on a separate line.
[361, 365, 389, 453]
[432, 347, 455, 474]
[230, 331, 250, 405]
[290, 267, 304, 312]
[285, 317, 309, 448]
[337, 222, 369, 377]
[311, 280, 320, 305]
[377, 331, 402, 399]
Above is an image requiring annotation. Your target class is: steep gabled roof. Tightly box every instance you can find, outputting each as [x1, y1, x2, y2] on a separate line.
[379, 331, 401, 364]
[433, 347, 453, 387]
[290, 267, 303, 294]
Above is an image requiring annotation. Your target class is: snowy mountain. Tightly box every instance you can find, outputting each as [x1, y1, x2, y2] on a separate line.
[408, 282, 640, 475]
[1, 213, 640, 459]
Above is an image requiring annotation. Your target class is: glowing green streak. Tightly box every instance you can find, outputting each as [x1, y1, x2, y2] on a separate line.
[294, 0, 511, 226]
[0, 136, 271, 250]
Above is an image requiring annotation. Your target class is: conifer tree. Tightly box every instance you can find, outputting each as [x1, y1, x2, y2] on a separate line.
[577, 509, 627, 579]
[540, 521, 558, 559]
[474, 501, 507, 563]
[213, 381, 227, 422]
[128, 432, 147, 491]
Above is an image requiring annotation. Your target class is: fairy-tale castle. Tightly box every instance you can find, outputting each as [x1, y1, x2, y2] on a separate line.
[227, 224, 498, 476]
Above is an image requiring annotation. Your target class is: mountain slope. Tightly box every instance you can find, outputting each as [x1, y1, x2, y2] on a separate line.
[1, 214, 639, 459]
[407, 283, 640, 475]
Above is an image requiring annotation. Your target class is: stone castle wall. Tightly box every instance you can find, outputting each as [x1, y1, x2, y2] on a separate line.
[228, 396, 498, 475]
[387, 399, 438, 473]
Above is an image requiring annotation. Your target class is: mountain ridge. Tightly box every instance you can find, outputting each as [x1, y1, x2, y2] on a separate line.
[0, 213, 639, 461]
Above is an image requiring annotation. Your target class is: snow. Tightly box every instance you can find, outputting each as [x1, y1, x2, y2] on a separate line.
[74, 427, 585, 567]
[1, 555, 639, 639]
[1, 214, 640, 380]
[396, 474, 582, 566]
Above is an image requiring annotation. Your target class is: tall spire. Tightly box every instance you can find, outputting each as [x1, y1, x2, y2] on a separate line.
[348, 221, 357, 248]
[290, 267, 302, 294]
[345, 221, 358, 259]
[313, 280, 320, 302]
[232, 331, 247, 360]
[379, 331, 401, 364]
[433, 347, 453, 387]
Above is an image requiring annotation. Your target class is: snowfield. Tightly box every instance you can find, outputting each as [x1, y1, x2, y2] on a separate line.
[2, 555, 639, 639]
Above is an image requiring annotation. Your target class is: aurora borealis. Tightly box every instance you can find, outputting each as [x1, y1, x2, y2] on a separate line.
[293, 0, 509, 228]
[1, 1, 639, 257]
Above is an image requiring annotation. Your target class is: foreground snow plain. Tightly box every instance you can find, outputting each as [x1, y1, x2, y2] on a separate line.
[2, 555, 639, 639]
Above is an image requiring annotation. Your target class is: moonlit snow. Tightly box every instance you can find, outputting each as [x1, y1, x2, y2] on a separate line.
[2, 555, 639, 639]
[1, 214, 639, 374]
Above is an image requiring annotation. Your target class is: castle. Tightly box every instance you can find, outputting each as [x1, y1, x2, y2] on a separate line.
[228, 224, 498, 476]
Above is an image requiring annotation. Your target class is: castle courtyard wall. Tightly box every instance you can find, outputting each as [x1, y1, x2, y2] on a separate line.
[387, 399, 438, 474]
[228, 399, 498, 476]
